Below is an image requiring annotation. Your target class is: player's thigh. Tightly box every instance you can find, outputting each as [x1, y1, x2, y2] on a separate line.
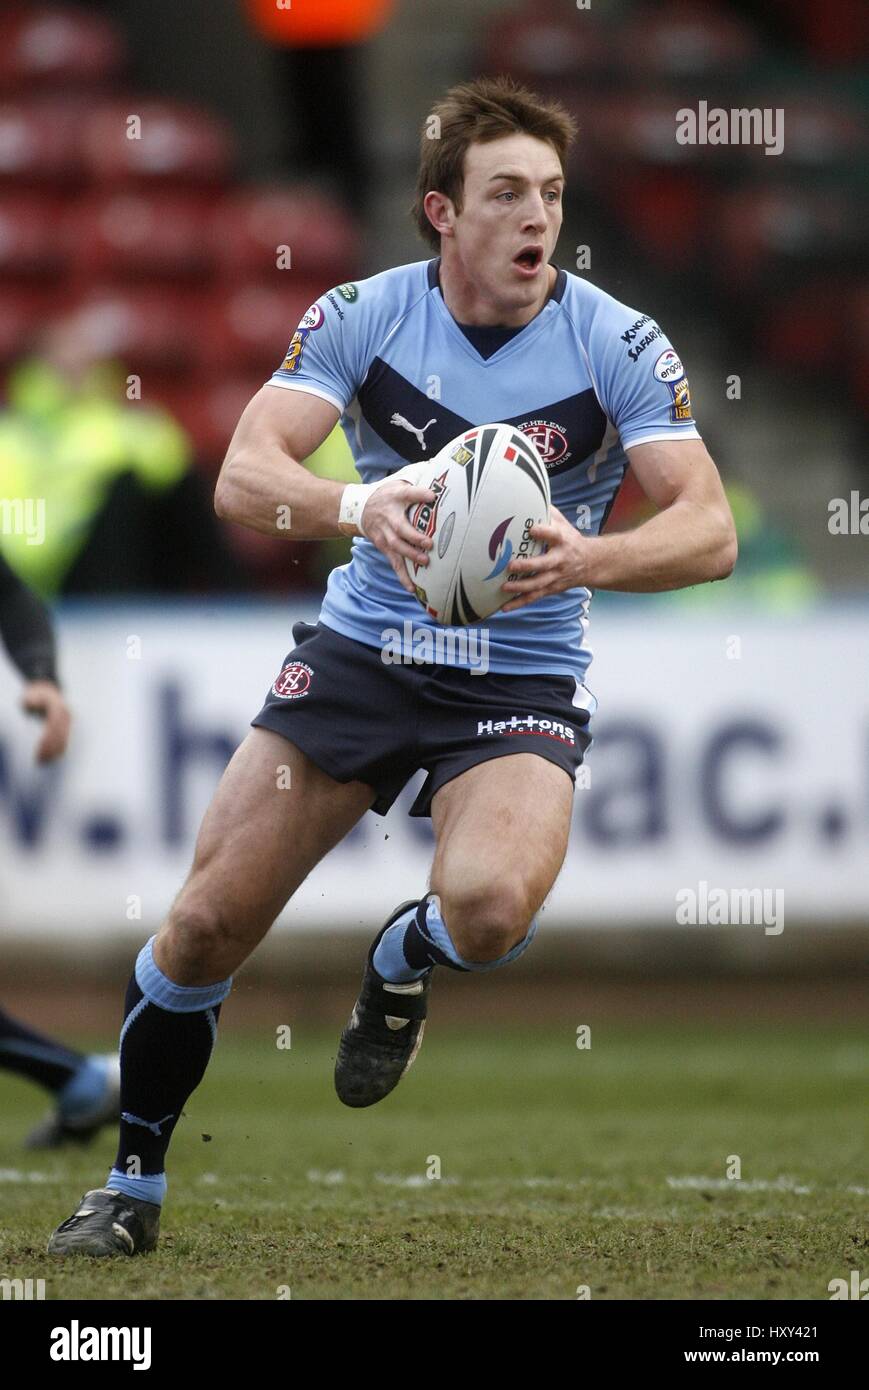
[429, 753, 574, 924]
[159, 728, 373, 979]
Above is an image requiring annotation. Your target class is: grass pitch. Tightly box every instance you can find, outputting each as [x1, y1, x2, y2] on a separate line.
[1, 1024, 866, 1300]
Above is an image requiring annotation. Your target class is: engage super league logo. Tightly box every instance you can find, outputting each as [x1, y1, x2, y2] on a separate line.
[485, 516, 514, 580]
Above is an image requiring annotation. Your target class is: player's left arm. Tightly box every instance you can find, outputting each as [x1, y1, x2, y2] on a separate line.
[0, 551, 71, 762]
[501, 438, 737, 609]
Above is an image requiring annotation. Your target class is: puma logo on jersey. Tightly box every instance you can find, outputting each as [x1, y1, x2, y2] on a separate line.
[390, 413, 437, 450]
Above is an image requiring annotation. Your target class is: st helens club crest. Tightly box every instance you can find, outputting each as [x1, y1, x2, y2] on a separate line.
[519, 419, 570, 468]
[272, 661, 313, 699]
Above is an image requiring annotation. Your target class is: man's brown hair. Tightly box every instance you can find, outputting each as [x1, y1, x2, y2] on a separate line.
[412, 75, 577, 252]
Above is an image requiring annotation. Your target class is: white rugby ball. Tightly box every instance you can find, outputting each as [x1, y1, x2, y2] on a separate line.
[404, 423, 550, 625]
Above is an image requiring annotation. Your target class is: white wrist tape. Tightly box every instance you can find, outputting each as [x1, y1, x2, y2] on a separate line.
[338, 464, 429, 538]
[338, 483, 372, 537]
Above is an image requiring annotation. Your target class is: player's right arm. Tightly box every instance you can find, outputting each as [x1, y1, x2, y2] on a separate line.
[215, 378, 434, 594]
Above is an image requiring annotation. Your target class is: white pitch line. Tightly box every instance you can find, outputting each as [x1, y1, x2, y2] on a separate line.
[666, 1176, 812, 1194]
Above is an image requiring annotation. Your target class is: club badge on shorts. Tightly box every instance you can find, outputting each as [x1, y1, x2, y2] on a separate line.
[272, 661, 314, 699]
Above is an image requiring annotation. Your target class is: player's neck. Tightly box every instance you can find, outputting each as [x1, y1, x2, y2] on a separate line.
[436, 255, 556, 328]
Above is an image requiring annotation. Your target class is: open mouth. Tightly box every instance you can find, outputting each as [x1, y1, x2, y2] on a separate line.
[513, 246, 543, 273]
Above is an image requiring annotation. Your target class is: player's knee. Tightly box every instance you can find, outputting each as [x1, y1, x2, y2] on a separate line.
[159, 898, 235, 984]
[441, 880, 532, 964]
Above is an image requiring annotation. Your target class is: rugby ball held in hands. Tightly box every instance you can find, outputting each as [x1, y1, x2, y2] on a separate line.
[405, 423, 551, 626]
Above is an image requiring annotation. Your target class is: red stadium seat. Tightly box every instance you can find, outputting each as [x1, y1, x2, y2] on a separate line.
[712, 187, 858, 287]
[587, 95, 705, 166]
[58, 290, 203, 372]
[0, 6, 126, 96]
[759, 278, 850, 373]
[0, 98, 88, 185]
[774, 100, 866, 166]
[0, 286, 56, 364]
[602, 171, 708, 270]
[617, 3, 761, 75]
[81, 100, 235, 187]
[67, 191, 216, 284]
[153, 374, 264, 468]
[764, 0, 869, 66]
[213, 186, 360, 282]
[483, 0, 606, 81]
[204, 283, 327, 373]
[0, 193, 69, 278]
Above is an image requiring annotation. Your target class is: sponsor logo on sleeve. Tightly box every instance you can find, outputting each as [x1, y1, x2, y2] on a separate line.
[653, 348, 684, 382]
[669, 375, 693, 421]
[653, 350, 694, 421]
[336, 283, 358, 302]
[623, 316, 665, 363]
[281, 331, 307, 373]
[300, 303, 325, 331]
[280, 303, 326, 372]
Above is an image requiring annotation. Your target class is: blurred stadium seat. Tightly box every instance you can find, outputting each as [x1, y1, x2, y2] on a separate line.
[81, 100, 235, 186]
[67, 191, 216, 284]
[153, 374, 266, 470]
[602, 170, 709, 270]
[616, 3, 761, 75]
[212, 186, 360, 281]
[0, 285, 56, 363]
[0, 97, 89, 185]
[482, 0, 606, 81]
[58, 291, 202, 372]
[759, 276, 853, 373]
[0, 192, 69, 279]
[0, 4, 126, 96]
[204, 283, 327, 373]
[711, 186, 860, 286]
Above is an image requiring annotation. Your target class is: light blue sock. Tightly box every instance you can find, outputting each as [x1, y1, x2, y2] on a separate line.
[374, 895, 539, 978]
[372, 904, 430, 983]
[106, 1167, 167, 1207]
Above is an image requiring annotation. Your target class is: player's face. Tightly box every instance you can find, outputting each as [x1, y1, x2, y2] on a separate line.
[451, 133, 564, 318]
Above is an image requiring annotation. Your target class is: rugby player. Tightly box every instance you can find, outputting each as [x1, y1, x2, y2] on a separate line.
[0, 549, 119, 1146]
[49, 76, 735, 1255]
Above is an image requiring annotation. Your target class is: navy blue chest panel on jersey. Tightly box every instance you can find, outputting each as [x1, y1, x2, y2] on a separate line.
[356, 357, 608, 478]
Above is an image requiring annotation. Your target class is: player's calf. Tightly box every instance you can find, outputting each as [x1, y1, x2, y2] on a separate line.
[47, 936, 231, 1257]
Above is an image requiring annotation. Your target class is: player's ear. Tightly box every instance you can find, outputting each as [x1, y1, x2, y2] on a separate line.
[423, 190, 453, 240]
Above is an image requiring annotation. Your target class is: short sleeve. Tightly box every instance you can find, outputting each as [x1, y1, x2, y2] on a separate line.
[267, 284, 369, 415]
[586, 301, 702, 451]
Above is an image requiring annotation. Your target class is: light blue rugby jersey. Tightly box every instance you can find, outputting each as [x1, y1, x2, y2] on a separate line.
[267, 258, 701, 681]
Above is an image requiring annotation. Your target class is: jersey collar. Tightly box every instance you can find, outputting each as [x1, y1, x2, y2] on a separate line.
[426, 257, 566, 366]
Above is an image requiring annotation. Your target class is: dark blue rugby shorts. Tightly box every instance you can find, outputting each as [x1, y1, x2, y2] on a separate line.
[250, 620, 593, 818]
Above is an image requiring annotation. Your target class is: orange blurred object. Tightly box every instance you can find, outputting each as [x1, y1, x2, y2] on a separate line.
[244, 0, 395, 46]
